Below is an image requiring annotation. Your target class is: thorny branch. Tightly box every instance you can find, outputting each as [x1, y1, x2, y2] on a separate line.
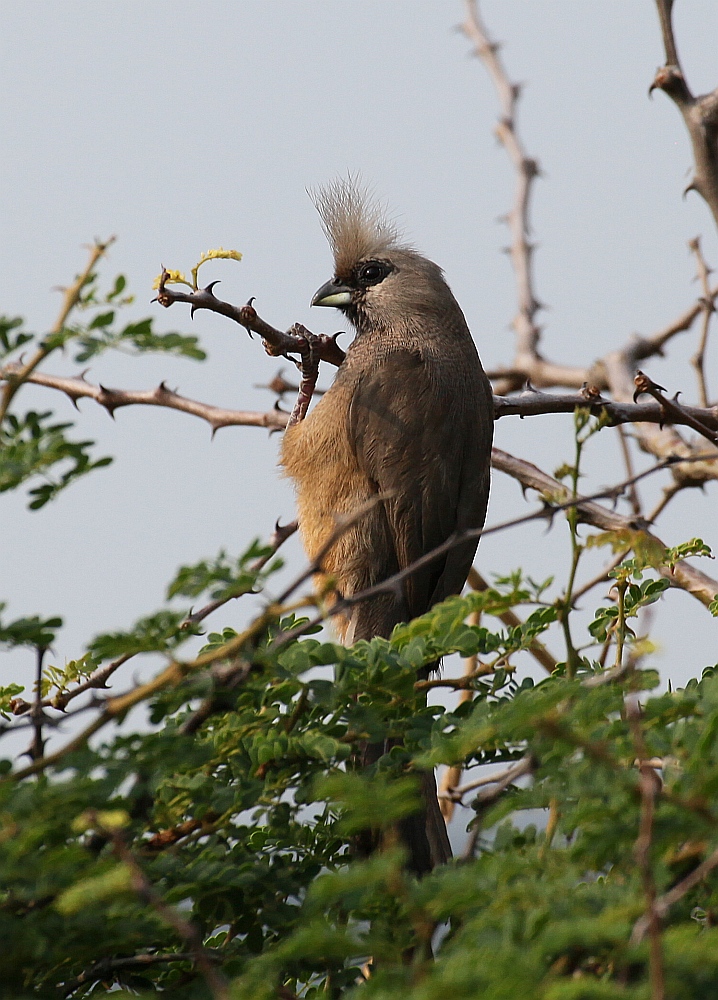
[181, 519, 298, 628]
[651, 0, 718, 231]
[462, 0, 718, 507]
[155, 270, 345, 368]
[320, 448, 718, 623]
[3, 366, 718, 442]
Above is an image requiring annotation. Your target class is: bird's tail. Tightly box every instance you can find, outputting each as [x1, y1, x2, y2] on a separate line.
[344, 600, 452, 874]
[356, 737, 452, 876]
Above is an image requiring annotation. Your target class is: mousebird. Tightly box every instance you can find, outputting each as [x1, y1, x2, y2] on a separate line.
[281, 179, 494, 872]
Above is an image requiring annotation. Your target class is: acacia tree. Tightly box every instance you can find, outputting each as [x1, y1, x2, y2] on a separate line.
[1, 2, 718, 997]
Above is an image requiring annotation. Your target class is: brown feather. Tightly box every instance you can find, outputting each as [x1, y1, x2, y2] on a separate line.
[281, 179, 494, 872]
[311, 177, 409, 279]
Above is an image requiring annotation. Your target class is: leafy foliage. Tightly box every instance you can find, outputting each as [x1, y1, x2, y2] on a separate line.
[0, 409, 112, 508]
[2, 258, 718, 1000]
[0, 262, 204, 508]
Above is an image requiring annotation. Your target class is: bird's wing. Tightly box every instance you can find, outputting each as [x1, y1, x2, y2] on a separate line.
[348, 347, 492, 622]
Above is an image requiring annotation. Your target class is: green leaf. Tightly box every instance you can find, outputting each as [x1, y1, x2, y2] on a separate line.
[55, 863, 134, 915]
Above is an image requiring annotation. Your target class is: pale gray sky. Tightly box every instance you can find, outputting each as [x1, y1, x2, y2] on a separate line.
[2, 3, 717, 762]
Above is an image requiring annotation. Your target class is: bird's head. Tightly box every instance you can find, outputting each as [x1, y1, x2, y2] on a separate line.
[310, 178, 452, 333]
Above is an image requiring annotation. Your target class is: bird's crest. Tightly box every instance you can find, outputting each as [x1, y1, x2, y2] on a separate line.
[312, 177, 407, 276]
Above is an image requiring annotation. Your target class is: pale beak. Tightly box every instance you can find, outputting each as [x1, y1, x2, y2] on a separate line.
[311, 277, 352, 308]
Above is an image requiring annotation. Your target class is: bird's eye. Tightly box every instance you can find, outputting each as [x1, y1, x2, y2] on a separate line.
[357, 260, 390, 286]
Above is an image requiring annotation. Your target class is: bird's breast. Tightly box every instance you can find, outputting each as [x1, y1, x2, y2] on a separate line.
[280, 381, 375, 572]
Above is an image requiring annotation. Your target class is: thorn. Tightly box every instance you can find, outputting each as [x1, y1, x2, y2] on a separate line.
[683, 179, 698, 199]
[204, 280, 221, 296]
[190, 305, 197, 320]
[246, 296, 256, 307]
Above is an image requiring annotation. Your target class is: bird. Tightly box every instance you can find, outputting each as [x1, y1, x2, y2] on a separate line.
[281, 179, 494, 873]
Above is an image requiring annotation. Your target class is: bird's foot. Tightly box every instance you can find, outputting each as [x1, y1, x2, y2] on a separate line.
[287, 324, 322, 426]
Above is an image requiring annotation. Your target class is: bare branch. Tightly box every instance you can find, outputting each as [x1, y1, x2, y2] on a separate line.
[688, 236, 715, 407]
[494, 385, 718, 443]
[462, 0, 543, 366]
[651, 0, 718, 232]
[8, 367, 718, 451]
[491, 448, 718, 607]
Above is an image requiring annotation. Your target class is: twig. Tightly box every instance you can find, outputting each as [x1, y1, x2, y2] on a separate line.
[491, 449, 718, 607]
[323, 449, 718, 621]
[0, 237, 115, 424]
[46, 653, 134, 712]
[572, 481, 682, 604]
[494, 386, 718, 438]
[688, 236, 715, 407]
[286, 327, 322, 426]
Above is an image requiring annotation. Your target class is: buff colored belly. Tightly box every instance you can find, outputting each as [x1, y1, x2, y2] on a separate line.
[280, 387, 374, 588]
